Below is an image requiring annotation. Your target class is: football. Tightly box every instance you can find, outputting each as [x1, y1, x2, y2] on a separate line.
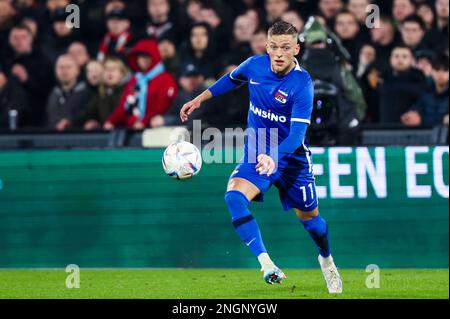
[162, 141, 202, 180]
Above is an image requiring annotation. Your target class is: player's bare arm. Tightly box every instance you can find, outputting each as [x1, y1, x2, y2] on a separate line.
[180, 89, 213, 123]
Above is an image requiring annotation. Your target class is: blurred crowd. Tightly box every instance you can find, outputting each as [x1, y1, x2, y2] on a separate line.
[0, 0, 448, 136]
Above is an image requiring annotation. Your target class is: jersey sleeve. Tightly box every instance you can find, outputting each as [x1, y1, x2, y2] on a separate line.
[229, 56, 253, 82]
[271, 76, 314, 156]
[208, 56, 254, 97]
[290, 75, 314, 125]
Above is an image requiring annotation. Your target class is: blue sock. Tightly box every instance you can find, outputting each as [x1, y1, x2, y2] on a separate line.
[300, 214, 331, 258]
[224, 190, 267, 257]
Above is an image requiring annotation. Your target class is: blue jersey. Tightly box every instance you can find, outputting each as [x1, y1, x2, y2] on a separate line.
[209, 54, 314, 165]
[209, 54, 317, 211]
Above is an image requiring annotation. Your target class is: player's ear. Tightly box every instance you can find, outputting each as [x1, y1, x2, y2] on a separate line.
[294, 43, 300, 56]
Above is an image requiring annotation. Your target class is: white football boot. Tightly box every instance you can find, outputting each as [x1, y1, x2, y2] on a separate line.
[262, 265, 287, 285]
[258, 253, 286, 285]
[318, 255, 343, 293]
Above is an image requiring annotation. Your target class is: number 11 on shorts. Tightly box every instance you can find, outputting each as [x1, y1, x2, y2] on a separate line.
[300, 183, 314, 202]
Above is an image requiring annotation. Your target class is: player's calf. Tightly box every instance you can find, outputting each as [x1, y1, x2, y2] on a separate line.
[224, 190, 267, 257]
[296, 209, 342, 293]
[298, 212, 330, 258]
[225, 191, 285, 284]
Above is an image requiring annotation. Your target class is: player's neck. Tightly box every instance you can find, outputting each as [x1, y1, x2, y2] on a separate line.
[272, 61, 296, 77]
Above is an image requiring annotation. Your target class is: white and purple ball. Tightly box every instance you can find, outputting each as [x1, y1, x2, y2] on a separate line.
[162, 141, 202, 180]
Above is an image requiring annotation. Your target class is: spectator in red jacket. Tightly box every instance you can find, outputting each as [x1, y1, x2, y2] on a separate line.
[104, 39, 177, 129]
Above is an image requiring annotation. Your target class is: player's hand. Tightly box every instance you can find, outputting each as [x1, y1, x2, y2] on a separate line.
[256, 154, 276, 177]
[180, 98, 201, 123]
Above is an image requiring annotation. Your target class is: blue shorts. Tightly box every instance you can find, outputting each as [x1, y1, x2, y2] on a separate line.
[230, 155, 319, 212]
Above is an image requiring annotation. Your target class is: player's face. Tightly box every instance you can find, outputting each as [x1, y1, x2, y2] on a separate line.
[267, 34, 300, 75]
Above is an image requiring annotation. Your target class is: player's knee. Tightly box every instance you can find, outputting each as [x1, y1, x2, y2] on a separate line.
[224, 190, 250, 211]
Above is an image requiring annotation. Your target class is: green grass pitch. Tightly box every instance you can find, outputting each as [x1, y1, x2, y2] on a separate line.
[0, 269, 447, 299]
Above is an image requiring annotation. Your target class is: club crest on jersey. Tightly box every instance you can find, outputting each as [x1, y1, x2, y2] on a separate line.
[274, 90, 288, 104]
